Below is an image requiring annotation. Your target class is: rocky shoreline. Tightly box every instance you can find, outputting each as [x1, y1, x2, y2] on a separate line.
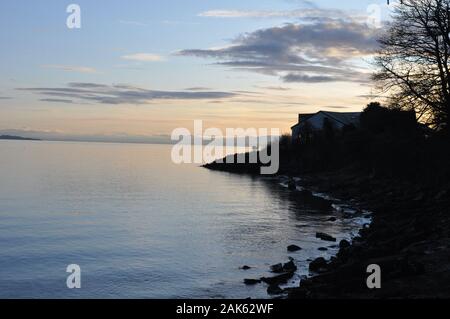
[285, 169, 450, 298]
[205, 163, 450, 298]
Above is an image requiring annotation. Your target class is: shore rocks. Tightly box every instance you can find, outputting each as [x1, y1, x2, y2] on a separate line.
[267, 285, 284, 295]
[244, 279, 261, 285]
[339, 239, 351, 249]
[316, 232, 337, 242]
[288, 179, 297, 190]
[261, 272, 295, 285]
[287, 244, 302, 252]
[270, 263, 284, 273]
[283, 260, 298, 272]
[309, 257, 328, 273]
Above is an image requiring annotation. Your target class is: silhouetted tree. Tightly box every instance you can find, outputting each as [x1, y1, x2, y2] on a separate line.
[361, 102, 417, 135]
[374, 0, 450, 131]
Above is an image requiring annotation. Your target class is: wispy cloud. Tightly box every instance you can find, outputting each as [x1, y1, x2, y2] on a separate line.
[198, 8, 353, 20]
[184, 87, 213, 91]
[19, 82, 238, 105]
[121, 53, 165, 62]
[255, 86, 291, 91]
[178, 14, 380, 84]
[0, 96, 12, 100]
[40, 98, 74, 104]
[41, 64, 98, 74]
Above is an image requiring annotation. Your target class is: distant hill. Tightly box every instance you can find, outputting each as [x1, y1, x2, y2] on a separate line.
[0, 135, 41, 141]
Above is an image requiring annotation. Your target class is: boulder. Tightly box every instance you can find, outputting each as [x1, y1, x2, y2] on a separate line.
[261, 272, 294, 285]
[339, 239, 351, 249]
[244, 279, 261, 285]
[240, 265, 251, 270]
[316, 232, 337, 242]
[287, 244, 302, 252]
[267, 285, 284, 295]
[283, 260, 297, 272]
[270, 263, 284, 273]
[309, 257, 328, 272]
[288, 179, 296, 190]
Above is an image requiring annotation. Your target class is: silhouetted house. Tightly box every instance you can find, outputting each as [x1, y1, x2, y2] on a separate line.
[291, 111, 361, 143]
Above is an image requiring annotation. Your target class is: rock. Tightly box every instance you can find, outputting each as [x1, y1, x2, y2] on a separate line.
[328, 217, 337, 222]
[339, 239, 351, 249]
[240, 265, 251, 270]
[318, 247, 328, 251]
[316, 232, 337, 242]
[299, 189, 313, 197]
[261, 272, 294, 285]
[244, 279, 261, 285]
[267, 285, 284, 295]
[309, 257, 328, 272]
[299, 275, 308, 282]
[287, 244, 302, 252]
[283, 260, 297, 272]
[270, 263, 284, 273]
[288, 179, 296, 190]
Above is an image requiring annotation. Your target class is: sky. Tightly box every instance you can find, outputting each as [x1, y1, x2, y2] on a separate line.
[0, 0, 398, 141]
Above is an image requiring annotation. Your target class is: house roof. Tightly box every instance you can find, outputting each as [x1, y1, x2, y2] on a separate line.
[320, 111, 361, 126]
[290, 113, 315, 129]
[291, 111, 361, 129]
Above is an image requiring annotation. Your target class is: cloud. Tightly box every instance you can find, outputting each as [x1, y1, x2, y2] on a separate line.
[121, 53, 165, 62]
[40, 98, 74, 104]
[198, 8, 354, 20]
[41, 64, 98, 74]
[321, 105, 351, 109]
[19, 82, 238, 105]
[0, 96, 12, 100]
[255, 86, 291, 91]
[357, 94, 382, 99]
[178, 15, 379, 84]
[184, 87, 212, 91]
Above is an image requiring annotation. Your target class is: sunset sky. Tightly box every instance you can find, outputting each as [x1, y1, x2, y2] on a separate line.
[0, 0, 397, 141]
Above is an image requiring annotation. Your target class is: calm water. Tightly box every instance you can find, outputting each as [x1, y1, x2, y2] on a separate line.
[0, 141, 368, 299]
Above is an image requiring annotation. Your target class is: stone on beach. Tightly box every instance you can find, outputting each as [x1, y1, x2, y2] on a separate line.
[339, 239, 351, 249]
[287, 244, 302, 252]
[267, 285, 284, 295]
[261, 272, 295, 285]
[244, 279, 261, 285]
[309, 257, 328, 272]
[316, 232, 337, 242]
[288, 179, 297, 190]
[270, 263, 284, 273]
[283, 260, 297, 272]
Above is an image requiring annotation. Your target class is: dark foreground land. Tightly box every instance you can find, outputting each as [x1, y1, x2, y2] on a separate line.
[206, 163, 450, 299]
[205, 105, 450, 298]
[289, 170, 450, 298]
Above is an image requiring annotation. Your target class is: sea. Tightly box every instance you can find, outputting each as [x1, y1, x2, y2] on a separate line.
[0, 140, 370, 298]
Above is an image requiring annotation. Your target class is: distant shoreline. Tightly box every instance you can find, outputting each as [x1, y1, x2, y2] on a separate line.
[0, 135, 41, 141]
